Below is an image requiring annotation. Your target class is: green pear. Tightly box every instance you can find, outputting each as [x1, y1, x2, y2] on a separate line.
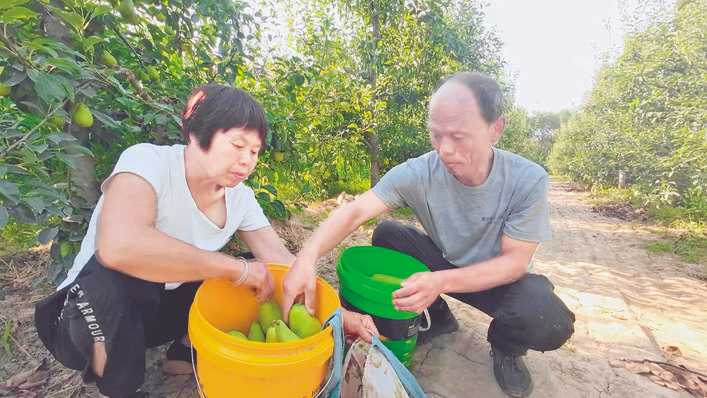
[118, 0, 139, 23]
[147, 66, 160, 80]
[72, 103, 93, 128]
[49, 114, 65, 129]
[248, 321, 265, 342]
[370, 273, 404, 286]
[274, 320, 301, 342]
[228, 330, 247, 340]
[288, 304, 322, 338]
[0, 83, 10, 97]
[265, 325, 278, 343]
[101, 50, 118, 67]
[59, 241, 72, 258]
[258, 299, 283, 331]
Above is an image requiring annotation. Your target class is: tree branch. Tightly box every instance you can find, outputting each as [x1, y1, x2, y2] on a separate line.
[0, 98, 70, 158]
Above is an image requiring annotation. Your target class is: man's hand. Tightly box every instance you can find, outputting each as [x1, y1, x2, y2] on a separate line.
[281, 256, 318, 321]
[342, 309, 379, 343]
[392, 271, 445, 313]
[239, 260, 274, 302]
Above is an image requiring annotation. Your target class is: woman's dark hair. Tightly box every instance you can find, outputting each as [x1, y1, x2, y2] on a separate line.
[181, 84, 268, 150]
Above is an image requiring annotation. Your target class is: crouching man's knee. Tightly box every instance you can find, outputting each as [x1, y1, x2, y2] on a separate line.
[526, 299, 576, 352]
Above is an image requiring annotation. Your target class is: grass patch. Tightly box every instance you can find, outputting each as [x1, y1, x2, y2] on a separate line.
[584, 184, 705, 265]
[646, 231, 706, 264]
[1, 319, 13, 356]
[390, 207, 415, 219]
[0, 222, 41, 258]
[362, 217, 379, 227]
[589, 186, 643, 208]
[646, 241, 672, 254]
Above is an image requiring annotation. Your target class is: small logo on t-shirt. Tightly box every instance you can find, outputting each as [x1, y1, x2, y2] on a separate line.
[481, 215, 505, 224]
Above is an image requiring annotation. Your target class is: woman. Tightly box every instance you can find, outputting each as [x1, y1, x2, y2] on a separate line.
[35, 84, 377, 398]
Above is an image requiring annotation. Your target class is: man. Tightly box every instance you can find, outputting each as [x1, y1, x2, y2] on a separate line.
[34, 84, 376, 398]
[282, 72, 575, 397]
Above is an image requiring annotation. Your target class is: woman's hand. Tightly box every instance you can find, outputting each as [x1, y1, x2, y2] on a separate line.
[233, 259, 274, 302]
[342, 308, 380, 343]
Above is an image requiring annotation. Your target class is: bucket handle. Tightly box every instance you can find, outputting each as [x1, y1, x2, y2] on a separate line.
[190, 341, 206, 398]
[418, 309, 431, 332]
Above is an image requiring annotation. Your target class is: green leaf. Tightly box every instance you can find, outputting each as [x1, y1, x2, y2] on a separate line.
[263, 184, 277, 195]
[38, 227, 59, 244]
[92, 110, 120, 129]
[0, 207, 8, 229]
[4, 69, 26, 86]
[54, 153, 78, 168]
[28, 39, 66, 59]
[28, 70, 68, 103]
[0, 6, 37, 23]
[91, 5, 112, 17]
[9, 204, 35, 223]
[256, 191, 271, 202]
[0, 0, 29, 11]
[47, 57, 82, 75]
[0, 181, 20, 204]
[82, 36, 105, 51]
[24, 196, 44, 213]
[28, 142, 48, 154]
[63, 144, 94, 158]
[290, 73, 305, 86]
[47, 133, 77, 144]
[53, 9, 85, 33]
[271, 200, 288, 219]
[59, 241, 72, 257]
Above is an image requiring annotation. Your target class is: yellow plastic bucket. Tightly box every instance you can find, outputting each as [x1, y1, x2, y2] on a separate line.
[188, 264, 340, 398]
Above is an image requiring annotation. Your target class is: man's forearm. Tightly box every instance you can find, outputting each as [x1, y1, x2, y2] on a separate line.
[436, 254, 528, 294]
[298, 205, 364, 262]
[98, 228, 239, 283]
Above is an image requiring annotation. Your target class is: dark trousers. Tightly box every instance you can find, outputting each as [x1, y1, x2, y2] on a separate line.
[35, 255, 200, 397]
[372, 220, 575, 356]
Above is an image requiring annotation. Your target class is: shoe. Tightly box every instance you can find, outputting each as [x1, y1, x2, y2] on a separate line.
[163, 340, 196, 375]
[417, 298, 459, 345]
[490, 346, 533, 397]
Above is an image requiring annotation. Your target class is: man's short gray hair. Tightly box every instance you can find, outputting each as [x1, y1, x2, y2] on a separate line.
[435, 72, 504, 124]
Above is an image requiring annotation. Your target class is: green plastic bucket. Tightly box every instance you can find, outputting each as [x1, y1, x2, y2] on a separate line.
[337, 245, 430, 367]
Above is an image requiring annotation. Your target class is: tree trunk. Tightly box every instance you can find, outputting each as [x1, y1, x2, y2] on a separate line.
[365, 133, 380, 186]
[67, 125, 100, 208]
[41, 9, 100, 208]
[367, 2, 382, 186]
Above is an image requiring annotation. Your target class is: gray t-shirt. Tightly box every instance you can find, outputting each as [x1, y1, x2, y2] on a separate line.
[372, 148, 552, 267]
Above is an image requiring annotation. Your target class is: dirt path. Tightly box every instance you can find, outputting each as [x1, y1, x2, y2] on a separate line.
[1, 181, 705, 397]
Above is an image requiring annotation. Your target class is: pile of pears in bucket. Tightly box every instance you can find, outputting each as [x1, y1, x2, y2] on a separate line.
[228, 299, 322, 343]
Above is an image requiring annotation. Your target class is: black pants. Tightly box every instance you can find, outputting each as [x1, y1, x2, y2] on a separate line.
[34, 255, 200, 397]
[372, 220, 575, 356]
